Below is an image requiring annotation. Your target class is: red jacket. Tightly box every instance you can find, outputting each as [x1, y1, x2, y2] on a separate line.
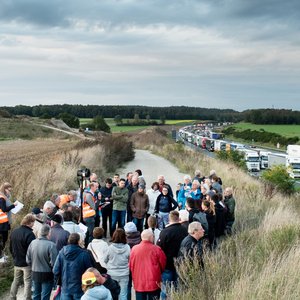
[129, 240, 166, 292]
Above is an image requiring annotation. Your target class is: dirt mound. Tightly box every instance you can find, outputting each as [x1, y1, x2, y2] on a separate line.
[49, 118, 72, 131]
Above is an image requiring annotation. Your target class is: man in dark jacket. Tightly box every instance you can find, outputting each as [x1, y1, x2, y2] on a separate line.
[99, 178, 114, 238]
[178, 222, 204, 260]
[53, 233, 95, 300]
[224, 187, 236, 235]
[9, 214, 36, 300]
[157, 211, 187, 300]
[49, 214, 70, 251]
[130, 185, 149, 232]
[26, 224, 58, 300]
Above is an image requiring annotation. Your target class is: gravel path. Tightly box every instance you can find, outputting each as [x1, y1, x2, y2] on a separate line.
[117, 149, 187, 193]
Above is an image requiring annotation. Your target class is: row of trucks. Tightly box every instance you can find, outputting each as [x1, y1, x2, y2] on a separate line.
[178, 128, 300, 178]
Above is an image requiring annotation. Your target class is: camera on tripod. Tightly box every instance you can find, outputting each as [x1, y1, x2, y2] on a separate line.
[77, 168, 91, 186]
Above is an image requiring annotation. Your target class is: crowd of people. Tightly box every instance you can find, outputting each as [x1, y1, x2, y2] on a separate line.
[0, 168, 236, 300]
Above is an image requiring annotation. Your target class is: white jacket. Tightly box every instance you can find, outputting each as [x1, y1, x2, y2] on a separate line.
[87, 239, 109, 268]
[146, 189, 160, 215]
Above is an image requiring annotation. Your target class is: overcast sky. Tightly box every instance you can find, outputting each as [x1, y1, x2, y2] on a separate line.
[0, 0, 299, 111]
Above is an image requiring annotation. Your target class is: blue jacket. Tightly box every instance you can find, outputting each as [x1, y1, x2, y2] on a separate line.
[53, 244, 94, 293]
[81, 285, 112, 300]
[177, 183, 192, 209]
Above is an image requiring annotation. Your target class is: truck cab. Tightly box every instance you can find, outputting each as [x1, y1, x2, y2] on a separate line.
[286, 145, 300, 178]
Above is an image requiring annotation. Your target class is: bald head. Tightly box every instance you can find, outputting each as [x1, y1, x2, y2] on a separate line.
[141, 229, 154, 243]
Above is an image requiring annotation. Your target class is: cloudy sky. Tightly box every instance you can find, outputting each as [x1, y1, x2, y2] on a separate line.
[0, 0, 299, 111]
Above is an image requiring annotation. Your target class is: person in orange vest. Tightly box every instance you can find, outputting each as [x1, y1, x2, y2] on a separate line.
[83, 182, 97, 243]
[0, 182, 17, 257]
[59, 190, 78, 208]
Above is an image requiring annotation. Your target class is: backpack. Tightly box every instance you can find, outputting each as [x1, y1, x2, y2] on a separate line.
[193, 212, 209, 235]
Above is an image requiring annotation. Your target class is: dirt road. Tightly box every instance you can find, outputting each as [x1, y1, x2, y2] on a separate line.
[118, 149, 187, 192]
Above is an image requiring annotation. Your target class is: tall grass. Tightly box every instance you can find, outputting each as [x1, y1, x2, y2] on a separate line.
[133, 128, 300, 300]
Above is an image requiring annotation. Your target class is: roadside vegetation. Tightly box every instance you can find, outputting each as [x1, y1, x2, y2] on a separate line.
[133, 127, 300, 299]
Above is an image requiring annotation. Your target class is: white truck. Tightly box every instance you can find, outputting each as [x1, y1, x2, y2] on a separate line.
[259, 150, 269, 169]
[286, 145, 300, 179]
[238, 149, 260, 172]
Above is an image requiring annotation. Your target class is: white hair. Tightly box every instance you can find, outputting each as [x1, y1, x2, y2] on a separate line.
[183, 175, 191, 181]
[179, 210, 189, 222]
[194, 170, 201, 177]
[158, 175, 165, 180]
[209, 169, 216, 176]
[192, 180, 200, 187]
[188, 222, 203, 235]
[43, 201, 55, 210]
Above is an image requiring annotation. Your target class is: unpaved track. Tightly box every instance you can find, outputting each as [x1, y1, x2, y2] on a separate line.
[118, 149, 187, 192]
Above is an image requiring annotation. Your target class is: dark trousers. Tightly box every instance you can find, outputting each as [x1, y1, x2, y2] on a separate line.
[102, 206, 113, 238]
[136, 290, 160, 300]
[133, 217, 144, 233]
[0, 230, 8, 255]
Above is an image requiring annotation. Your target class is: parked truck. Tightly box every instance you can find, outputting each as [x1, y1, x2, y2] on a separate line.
[286, 145, 300, 179]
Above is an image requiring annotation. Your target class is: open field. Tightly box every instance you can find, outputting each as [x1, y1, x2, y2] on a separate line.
[230, 122, 300, 138]
[79, 118, 195, 133]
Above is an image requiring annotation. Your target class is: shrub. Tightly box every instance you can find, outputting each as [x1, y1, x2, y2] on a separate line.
[93, 116, 111, 133]
[262, 165, 295, 194]
[57, 112, 80, 128]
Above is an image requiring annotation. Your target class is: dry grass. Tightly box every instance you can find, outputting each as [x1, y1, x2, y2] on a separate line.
[0, 135, 134, 295]
[134, 128, 300, 300]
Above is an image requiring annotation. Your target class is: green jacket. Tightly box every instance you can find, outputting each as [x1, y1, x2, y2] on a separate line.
[224, 196, 235, 222]
[112, 186, 129, 211]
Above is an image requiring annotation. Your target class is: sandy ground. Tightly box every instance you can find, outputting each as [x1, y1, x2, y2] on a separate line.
[4, 149, 185, 299]
[118, 149, 187, 193]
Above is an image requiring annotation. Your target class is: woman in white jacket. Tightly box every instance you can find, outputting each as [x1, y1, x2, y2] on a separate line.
[87, 227, 109, 271]
[104, 228, 130, 300]
[145, 182, 161, 228]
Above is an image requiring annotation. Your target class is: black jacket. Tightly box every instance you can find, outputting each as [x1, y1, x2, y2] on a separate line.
[178, 235, 202, 259]
[157, 223, 187, 271]
[204, 211, 216, 245]
[10, 225, 35, 267]
[154, 193, 178, 213]
[214, 202, 226, 237]
[99, 186, 113, 211]
[103, 274, 121, 300]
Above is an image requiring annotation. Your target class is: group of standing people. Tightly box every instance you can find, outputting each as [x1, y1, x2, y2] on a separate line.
[0, 167, 236, 300]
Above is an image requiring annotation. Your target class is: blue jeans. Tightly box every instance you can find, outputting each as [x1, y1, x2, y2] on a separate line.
[112, 210, 126, 234]
[111, 275, 129, 300]
[84, 216, 95, 243]
[33, 280, 53, 300]
[132, 217, 144, 233]
[157, 212, 169, 230]
[161, 269, 178, 300]
[61, 291, 83, 300]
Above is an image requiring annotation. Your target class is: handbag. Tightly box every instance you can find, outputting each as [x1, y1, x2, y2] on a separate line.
[90, 243, 107, 274]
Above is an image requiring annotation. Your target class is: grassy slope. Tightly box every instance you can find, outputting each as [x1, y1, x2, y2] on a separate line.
[134, 128, 300, 299]
[231, 122, 300, 138]
[0, 118, 70, 140]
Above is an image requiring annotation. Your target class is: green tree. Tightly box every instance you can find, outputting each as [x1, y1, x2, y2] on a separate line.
[262, 165, 295, 194]
[160, 115, 166, 125]
[146, 114, 151, 122]
[134, 114, 140, 123]
[57, 113, 79, 128]
[93, 116, 111, 133]
[114, 115, 123, 125]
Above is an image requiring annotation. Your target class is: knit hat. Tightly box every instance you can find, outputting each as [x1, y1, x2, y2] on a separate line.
[124, 222, 137, 233]
[206, 190, 215, 198]
[51, 214, 63, 224]
[82, 271, 97, 285]
[32, 207, 42, 215]
[138, 184, 145, 189]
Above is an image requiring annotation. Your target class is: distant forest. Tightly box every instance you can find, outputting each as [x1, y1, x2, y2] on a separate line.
[2, 105, 300, 124]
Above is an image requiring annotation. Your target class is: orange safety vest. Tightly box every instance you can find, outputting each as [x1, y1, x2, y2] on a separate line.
[82, 192, 96, 219]
[0, 195, 9, 224]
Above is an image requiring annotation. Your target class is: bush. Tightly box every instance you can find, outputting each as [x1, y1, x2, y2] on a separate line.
[216, 150, 247, 170]
[262, 165, 295, 194]
[57, 113, 80, 128]
[93, 116, 111, 133]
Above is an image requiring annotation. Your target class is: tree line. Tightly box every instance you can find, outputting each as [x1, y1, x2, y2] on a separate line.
[1, 105, 300, 125]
